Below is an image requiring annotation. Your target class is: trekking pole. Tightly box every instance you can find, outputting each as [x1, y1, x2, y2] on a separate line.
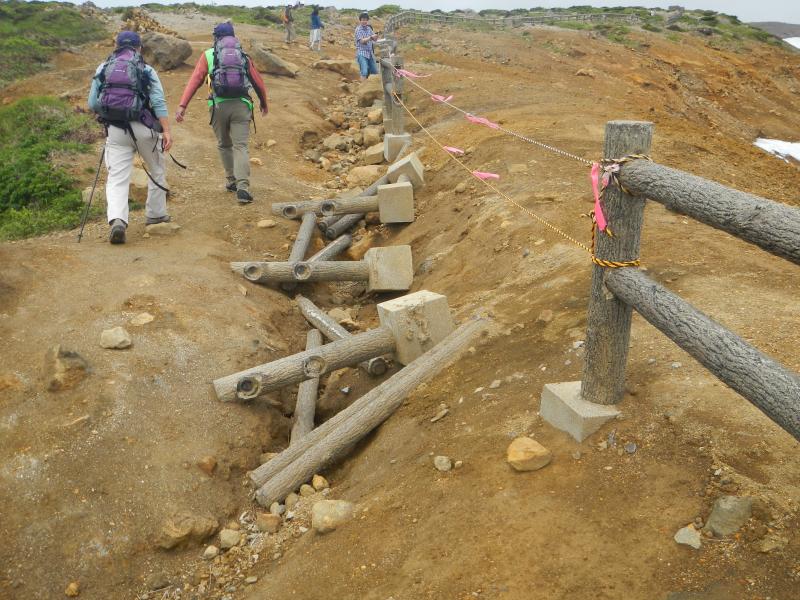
[77, 144, 106, 243]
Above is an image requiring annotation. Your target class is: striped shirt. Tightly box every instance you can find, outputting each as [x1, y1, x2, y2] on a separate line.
[354, 24, 374, 58]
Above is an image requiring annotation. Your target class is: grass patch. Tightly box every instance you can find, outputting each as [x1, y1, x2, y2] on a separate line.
[0, 0, 106, 88]
[0, 97, 102, 240]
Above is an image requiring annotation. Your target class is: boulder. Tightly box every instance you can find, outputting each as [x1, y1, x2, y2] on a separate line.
[141, 32, 192, 71]
[363, 143, 384, 165]
[155, 511, 218, 550]
[367, 108, 383, 124]
[346, 165, 382, 187]
[311, 500, 355, 533]
[312, 59, 359, 79]
[251, 47, 299, 77]
[322, 133, 353, 152]
[357, 77, 383, 107]
[704, 496, 752, 537]
[44, 345, 89, 391]
[362, 126, 382, 147]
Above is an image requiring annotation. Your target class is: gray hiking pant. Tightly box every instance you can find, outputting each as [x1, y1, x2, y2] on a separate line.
[209, 100, 252, 192]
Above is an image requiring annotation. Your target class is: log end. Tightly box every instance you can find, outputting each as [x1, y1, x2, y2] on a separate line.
[243, 263, 263, 282]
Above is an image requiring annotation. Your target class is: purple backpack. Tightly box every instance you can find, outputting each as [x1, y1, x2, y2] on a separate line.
[97, 48, 148, 123]
[210, 36, 249, 99]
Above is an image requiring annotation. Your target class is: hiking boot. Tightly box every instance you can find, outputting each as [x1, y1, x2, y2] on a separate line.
[237, 189, 253, 204]
[225, 181, 237, 193]
[145, 215, 171, 225]
[109, 219, 127, 244]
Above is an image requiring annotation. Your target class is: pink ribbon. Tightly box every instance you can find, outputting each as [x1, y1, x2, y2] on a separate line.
[472, 170, 499, 180]
[590, 162, 608, 232]
[443, 146, 464, 155]
[396, 68, 430, 78]
[465, 113, 500, 130]
[431, 94, 454, 103]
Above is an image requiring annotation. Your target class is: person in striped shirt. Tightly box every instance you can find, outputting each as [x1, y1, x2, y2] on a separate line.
[354, 12, 379, 81]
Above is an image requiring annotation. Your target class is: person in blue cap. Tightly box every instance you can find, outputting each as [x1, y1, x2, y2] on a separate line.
[88, 30, 172, 244]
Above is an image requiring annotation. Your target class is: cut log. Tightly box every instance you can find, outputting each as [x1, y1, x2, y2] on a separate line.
[252, 317, 487, 503]
[325, 213, 363, 240]
[281, 212, 318, 292]
[321, 196, 379, 217]
[213, 326, 396, 402]
[318, 214, 341, 233]
[290, 329, 324, 444]
[307, 234, 352, 262]
[243, 260, 370, 284]
[296, 294, 388, 376]
[271, 200, 325, 219]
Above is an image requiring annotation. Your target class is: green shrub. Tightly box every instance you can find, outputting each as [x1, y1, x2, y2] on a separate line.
[0, 97, 100, 239]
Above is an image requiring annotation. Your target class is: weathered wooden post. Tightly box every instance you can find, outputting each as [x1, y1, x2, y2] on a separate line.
[540, 120, 653, 442]
[290, 329, 323, 444]
[281, 212, 317, 292]
[213, 290, 455, 403]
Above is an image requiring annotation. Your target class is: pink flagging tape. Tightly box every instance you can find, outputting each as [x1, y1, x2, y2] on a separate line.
[472, 170, 500, 180]
[465, 113, 500, 130]
[443, 146, 465, 155]
[590, 162, 608, 232]
[396, 68, 430, 78]
[431, 94, 454, 103]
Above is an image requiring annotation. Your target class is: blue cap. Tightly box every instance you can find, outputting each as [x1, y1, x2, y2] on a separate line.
[116, 30, 142, 48]
[213, 22, 235, 38]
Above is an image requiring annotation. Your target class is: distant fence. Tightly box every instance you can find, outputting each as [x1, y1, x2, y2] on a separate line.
[384, 10, 640, 34]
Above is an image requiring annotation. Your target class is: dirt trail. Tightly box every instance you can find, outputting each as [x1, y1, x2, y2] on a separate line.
[1, 12, 799, 600]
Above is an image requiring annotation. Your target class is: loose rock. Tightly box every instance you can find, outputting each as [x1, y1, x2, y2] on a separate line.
[455, 182, 467, 194]
[100, 327, 132, 349]
[433, 455, 452, 472]
[704, 495, 752, 537]
[312, 474, 329, 491]
[155, 511, 218, 550]
[203, 545, 219, 559]
[257, 219, 276, 229]
[285, 492, 300, 509]
[269, 502, 285, 516]
[311, 500, 355, 533]
[140, 32, 192, 70]
[507, 437, 552, 472]
[130, 312, 154, 326]
[299, 483, 316, 497]
[144, 222, 181, 235]
[65, 581, 80, 597]
[674, 525, 702, 549]
[255, 512, 281, 534]
[218, 528, 241, 550]
[197, 456, 217, 476]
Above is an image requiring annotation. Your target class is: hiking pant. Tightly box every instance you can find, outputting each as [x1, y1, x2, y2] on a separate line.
[105, 122, 168, 225]
[309, 28, 321, 50]
[209, 100, 251, 192]
[284, 22, 295, 43]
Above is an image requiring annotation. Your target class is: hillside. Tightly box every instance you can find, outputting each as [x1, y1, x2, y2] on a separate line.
[1, 6, 799, 600]
[750, 21, 800, 38]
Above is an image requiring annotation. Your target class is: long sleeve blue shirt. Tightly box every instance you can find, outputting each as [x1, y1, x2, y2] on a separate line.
[310, 14, 323, 29]
[88, 61, 168, 118]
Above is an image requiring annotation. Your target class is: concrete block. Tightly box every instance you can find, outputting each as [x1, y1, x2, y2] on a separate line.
[364, 245, 413, 293]
[384, 133, 411, 162]
[539, 381, 619, 442]
[386, 152, 424, 189]
[377, 181, 414, 223]
[364, 143, 385, 165]
[377, 290, 454, 364]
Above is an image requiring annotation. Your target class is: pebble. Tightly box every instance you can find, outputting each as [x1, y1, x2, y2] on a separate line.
[100, 326, 132, 349]
[129, 312, 154, 326]
[197, 455, 217, 476]
[674, 525, 702, 549]
[285, 492, 299, 509]
[255, 513, 281, 534]
[257, 219, 276, 228]
[203, 545, 219, 559]
[266, 139, 277, 148]
[489, 379, 501, 389]
[311, 500, 355, 533]
[245, 576, 258, 584]
[218, 528, 240, 550]
[298, 526, 309, 533]
[65, 581, 80, 597]
[249, 157, 263, 165]
[455, 182, 467, 194]
[340, 386, 351, 395]
[299, 484, 316, 497]
[433, 455, 452, 472]
[312, 474, 329, 491]
[671, 362, 682, 369]
[454, 460, 463, 469]
[269, 502, 285, 516]
[430, 408, 449, 423]
[506, 437, 552, 472]
[624, 442, 637, 454]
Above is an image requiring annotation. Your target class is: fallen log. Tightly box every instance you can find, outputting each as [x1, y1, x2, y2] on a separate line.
[281, 212, 318, 292]
[307, 234, 352, 262]
[290, 329, 324, 444]
[253, 317, 487, 505]
[324, 213, 363, 240]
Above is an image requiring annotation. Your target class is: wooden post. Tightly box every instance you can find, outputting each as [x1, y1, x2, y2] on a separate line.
[252, 318, 487, 502]
[281, 212, 317, 292]
[390, 55, 405, 135]
[243, 260, 369, 285]
[290, 329, 323, 444]
[581, 120, 653, 405]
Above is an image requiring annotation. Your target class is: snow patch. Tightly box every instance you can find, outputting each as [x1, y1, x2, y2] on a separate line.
[754, 138, 800, 163]
[784, 37, 800, 50]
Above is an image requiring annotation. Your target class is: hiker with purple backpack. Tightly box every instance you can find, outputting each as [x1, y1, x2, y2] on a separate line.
[176, 22, 268, 204]
[88, 30, 173, 244]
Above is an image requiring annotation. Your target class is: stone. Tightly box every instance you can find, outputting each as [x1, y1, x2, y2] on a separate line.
[328, 111, 345, 127]
[141, 32, 192, 70]
[674, 525, 702, 549]
[364, 142, 385, 165]
[130, 312, 154, 326]
[433, 455, 452, 472]
[367, 108, 383, 124]
[203, 545, 219, 559]
[383, 133, 412, 162]
[257, 219, 276, 229]
[312, 474, 329, 491]
[539, 381, 620, 442]
[454, 182, 467, 194]
[704, 496, 752, 537]
[322, 133, 353, 152]
[489, 379, 501, 389]
[311, 500, 355, 533]
[362, 126, 382, 147]
[312, 59, 359, 79]
[269, 502, 285, 516]
[245, 576, 258, 584]
[377, 290, 454, 364]
[249, 157, 263, 166]
[386, 152, 424, 189]
[299, 483, 315, 497]
[44, 345, 89, 391]
[377, 181, 414, 223]
[346, 165, 382, 187]
[100, 327, 132, 349]
[364, 245, 414, 293]
[255, 512, 281, 534]
[506, 437, 552, 471]
[155, 511, 218, 550]
[144, 222, 181, 235]
[197, 456, 217, 476]
[356, 77, 383, 107]
[251, 47, 299, 77]
[753, 534, 788, 553]
[285, 492, 300, 509]
[218, 528, 241, 550]
[537, 310, 554, 323]
[65, 581, 80, 597]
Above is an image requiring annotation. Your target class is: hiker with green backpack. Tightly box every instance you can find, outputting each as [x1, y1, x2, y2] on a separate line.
[176, 22, 268, 204]
[88, 30, 173, 244]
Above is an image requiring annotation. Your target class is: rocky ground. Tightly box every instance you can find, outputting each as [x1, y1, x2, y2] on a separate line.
[1, 9, 799, 600]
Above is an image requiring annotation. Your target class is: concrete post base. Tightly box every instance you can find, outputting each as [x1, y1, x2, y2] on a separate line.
[540, 381, 620, 442]
[377, 290, 454, 364]
[384, 133, 412, 162]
